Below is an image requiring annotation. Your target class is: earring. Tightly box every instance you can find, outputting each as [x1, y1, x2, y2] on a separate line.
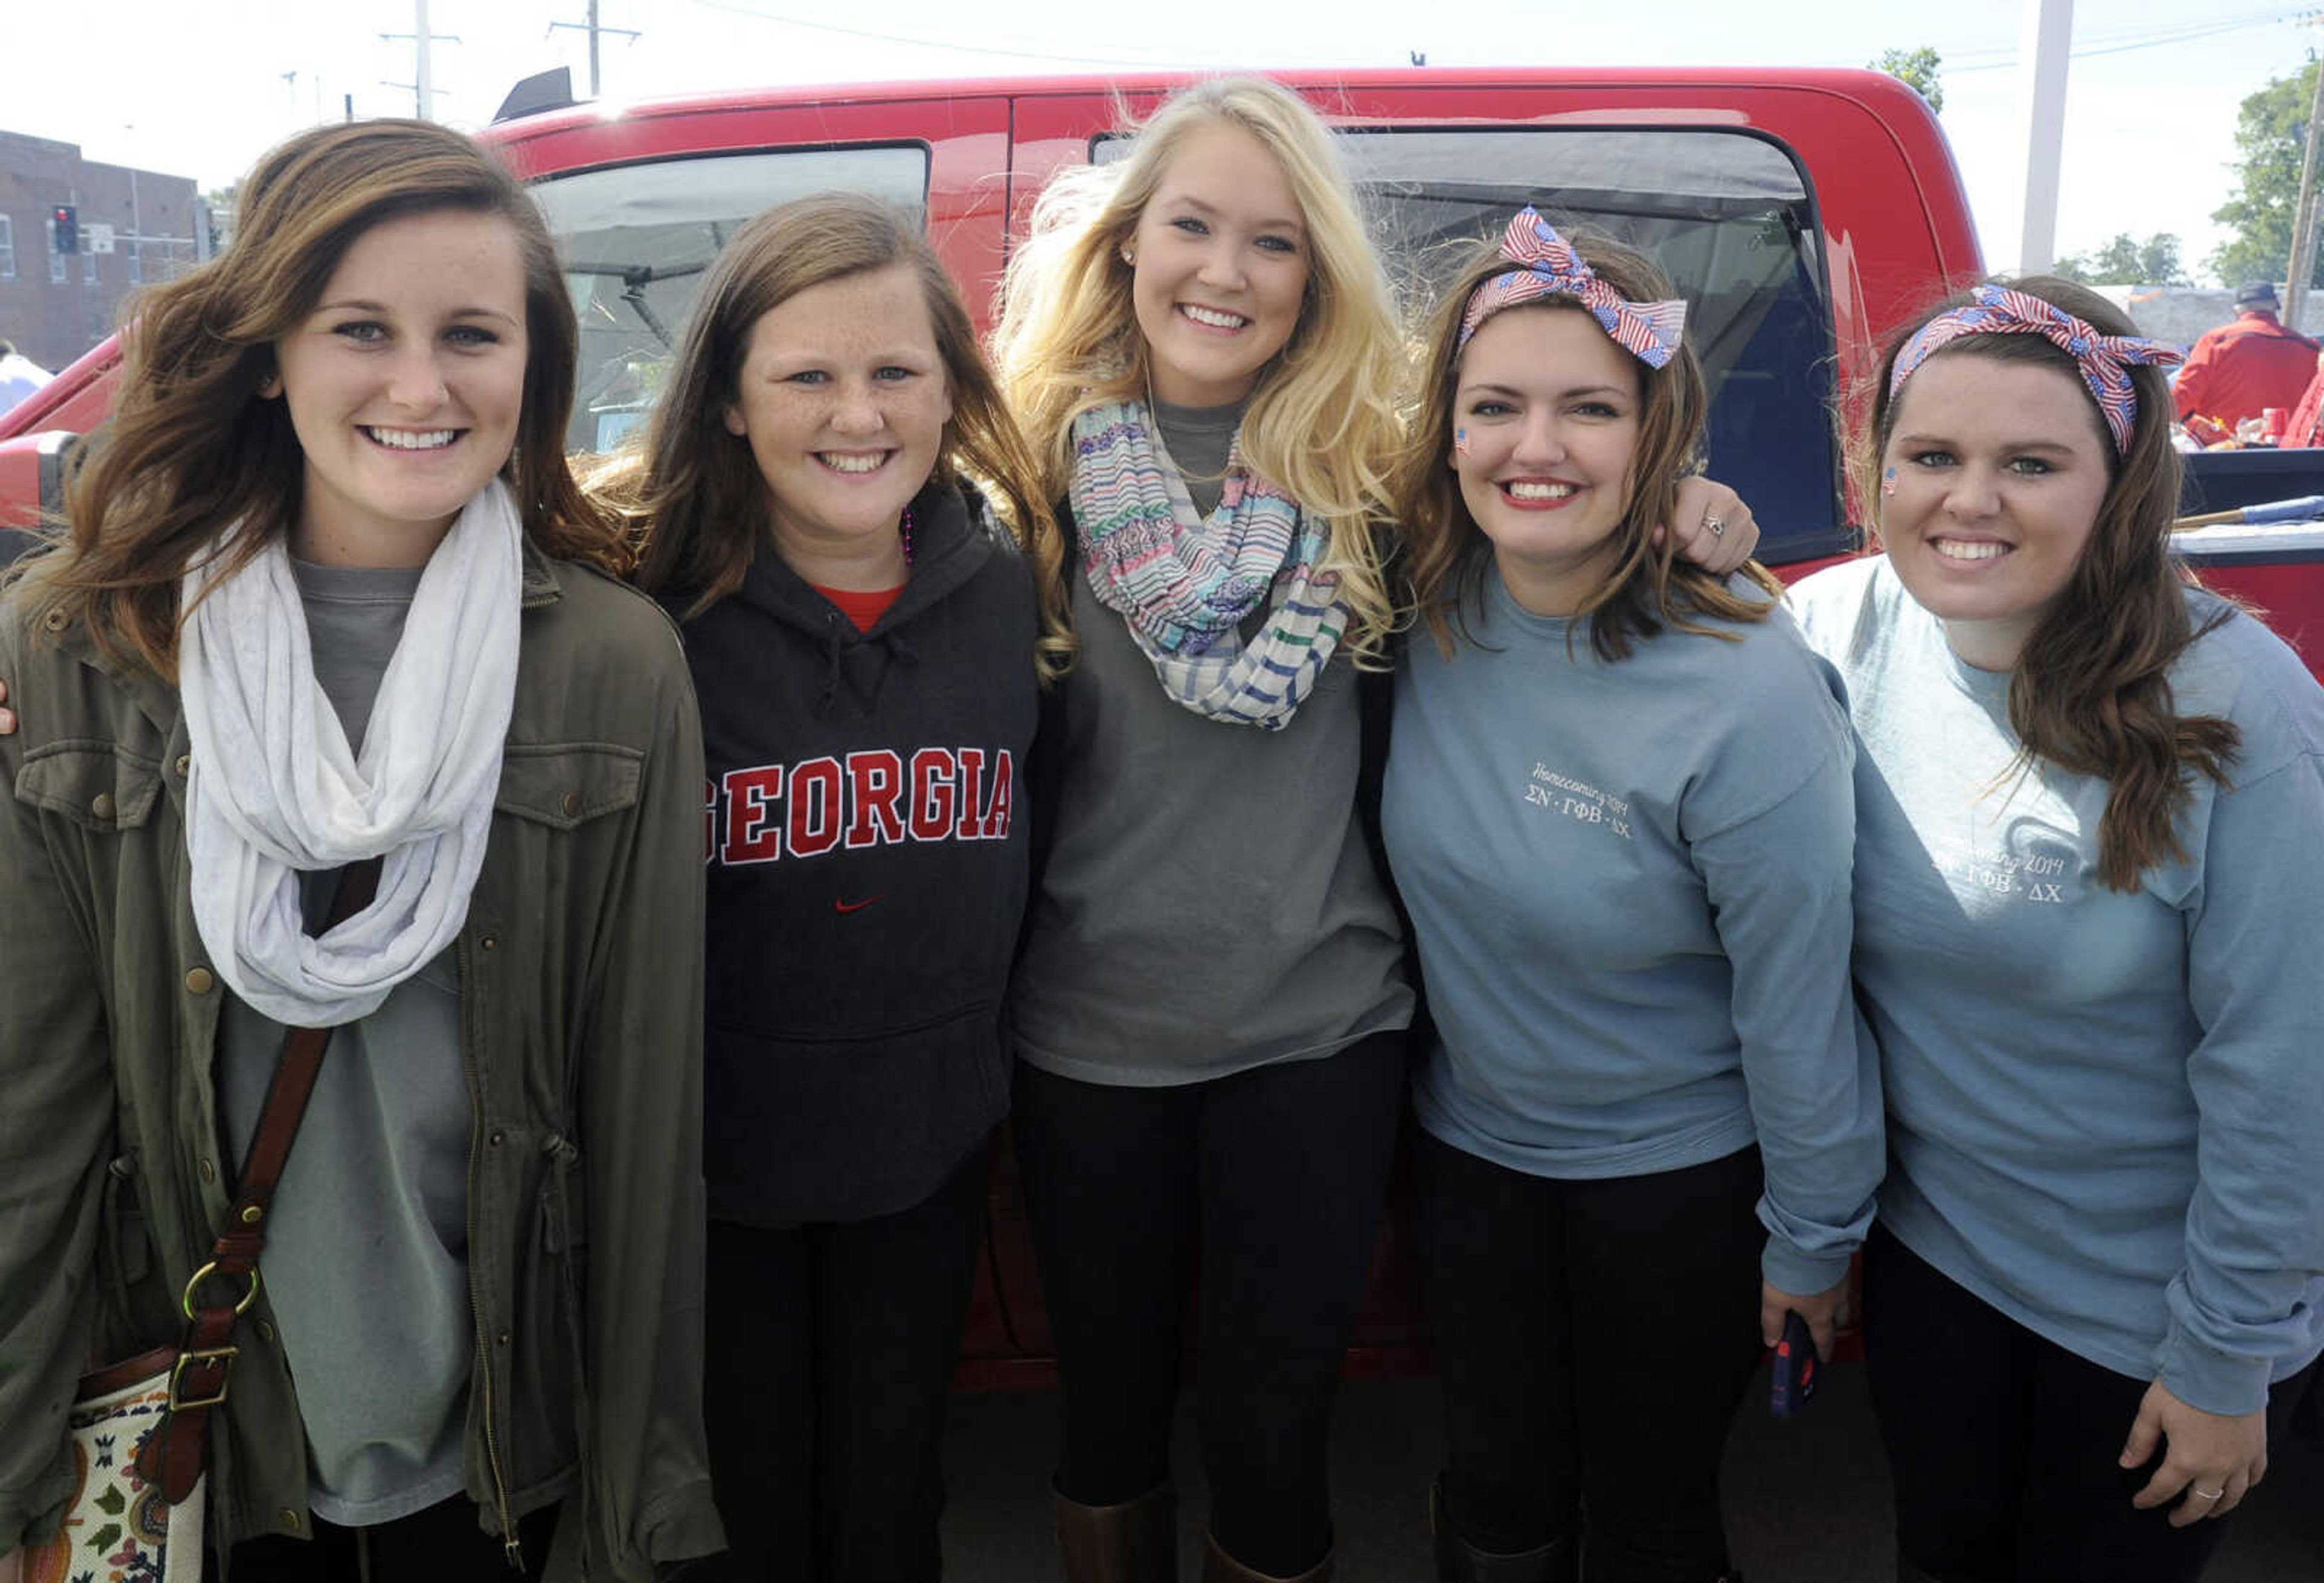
[1120, 245, 1136, 266]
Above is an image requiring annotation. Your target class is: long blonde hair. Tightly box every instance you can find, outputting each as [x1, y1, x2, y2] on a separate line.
[991, 76, 1403, 663]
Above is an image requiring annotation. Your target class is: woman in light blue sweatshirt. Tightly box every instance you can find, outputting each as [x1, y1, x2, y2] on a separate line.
[1380, 212, 1883, 1583]
[1788, 276, 2324, 1583]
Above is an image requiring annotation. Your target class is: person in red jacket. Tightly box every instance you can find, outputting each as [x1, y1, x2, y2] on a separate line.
[2283, 344, 2324, 447]
[2172, 282, 2319, 432]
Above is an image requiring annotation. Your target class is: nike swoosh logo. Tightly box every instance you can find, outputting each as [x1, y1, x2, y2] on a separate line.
[834, 895, 882, 914]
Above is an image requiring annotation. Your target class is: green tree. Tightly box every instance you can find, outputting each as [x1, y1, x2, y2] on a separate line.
[2209, 57, 2319, 290]
[1871, 46, 1944, 115]
[2052, 232, 2190, 286]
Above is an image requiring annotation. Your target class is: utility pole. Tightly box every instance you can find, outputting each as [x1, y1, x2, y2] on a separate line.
[2014, 0, 2074, 274]
[2285, 54, 2324, 330]
[382, 0, 461, 120]
[550, 1, 642, 98]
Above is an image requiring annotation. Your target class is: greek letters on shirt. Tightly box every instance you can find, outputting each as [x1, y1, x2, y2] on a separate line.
[1521, 761, 1634, 841]
[703, 747, 1016, 865]
[1923, 816, 2079, 906]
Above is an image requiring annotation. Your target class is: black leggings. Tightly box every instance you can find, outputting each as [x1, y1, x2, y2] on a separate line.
[1010, 1034, 1407, 1578]
[219, 1495, 555, 1581]
[1866, 1225, 2317, 1583]
[694, 1144, 991, 1583]
[1416, 1131, 1767, 1583]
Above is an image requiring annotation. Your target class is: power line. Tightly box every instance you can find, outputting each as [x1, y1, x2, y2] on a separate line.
[1942, 6, 2316, 74]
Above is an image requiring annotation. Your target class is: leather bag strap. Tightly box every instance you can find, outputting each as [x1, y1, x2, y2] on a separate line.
[137, 856, 387, 1501]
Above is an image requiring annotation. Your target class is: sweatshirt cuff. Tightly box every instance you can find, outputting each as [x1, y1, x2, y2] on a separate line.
[2153, 1323, 2275, 1418]
[1760, 1238, 1855, 1300]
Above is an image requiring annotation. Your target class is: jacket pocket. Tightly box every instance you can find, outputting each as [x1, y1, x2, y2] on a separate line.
[495, 743, 643, 828]
[15, 741, 165, 830]
[510, 1130, 589, 1488]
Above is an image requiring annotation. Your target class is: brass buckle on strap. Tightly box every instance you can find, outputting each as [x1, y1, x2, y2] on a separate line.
[168, 1346, 238, 1411]
[180, 1260, 262, 1322]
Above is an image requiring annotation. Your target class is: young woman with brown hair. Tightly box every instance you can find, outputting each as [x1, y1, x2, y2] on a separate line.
[1381, 211, 1881, 1583]
[0, 120, 718, 1582]
[597, 191, 1069, 1583]
[1788, 277, 2324, 1583]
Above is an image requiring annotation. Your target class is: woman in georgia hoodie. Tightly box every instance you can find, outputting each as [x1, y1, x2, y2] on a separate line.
[602, 192, 1072, 1583]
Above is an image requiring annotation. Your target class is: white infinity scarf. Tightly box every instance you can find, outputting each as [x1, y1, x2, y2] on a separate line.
[179, 480, 524, 1027]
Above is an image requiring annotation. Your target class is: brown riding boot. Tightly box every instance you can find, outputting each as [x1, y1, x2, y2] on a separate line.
[1200, 1530, 1331, 1583]
[1054, 1481, 1177, 1583]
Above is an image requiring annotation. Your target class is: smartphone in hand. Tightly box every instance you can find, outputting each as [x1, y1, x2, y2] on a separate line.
[1770, 1309, 1819, 1418]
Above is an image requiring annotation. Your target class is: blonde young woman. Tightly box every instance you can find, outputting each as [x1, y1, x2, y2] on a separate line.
[991, 78, 1759, 1583]
[0, 121, 715, 1582]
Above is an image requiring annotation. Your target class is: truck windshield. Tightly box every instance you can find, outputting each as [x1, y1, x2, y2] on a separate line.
[528, 126, 1839, 559]
[530, 146, 928, 454]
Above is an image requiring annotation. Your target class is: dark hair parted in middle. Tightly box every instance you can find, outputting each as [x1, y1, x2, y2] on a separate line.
[614, 192, 1074, 683]
[1863, 274, 2239, 891]
[1390, 223, 1779, 661]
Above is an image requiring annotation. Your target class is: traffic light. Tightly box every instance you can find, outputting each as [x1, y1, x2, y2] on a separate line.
[51, 205, 78, 255]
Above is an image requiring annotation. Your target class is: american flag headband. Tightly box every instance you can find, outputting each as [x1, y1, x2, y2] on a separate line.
[1456, 208, 1687, 368]
[1887, 286, 2185, 454]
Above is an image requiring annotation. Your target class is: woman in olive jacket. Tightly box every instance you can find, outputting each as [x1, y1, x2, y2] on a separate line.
[0, 121, 718, 1582]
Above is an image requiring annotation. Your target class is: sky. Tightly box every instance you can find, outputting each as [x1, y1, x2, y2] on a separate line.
[4, 0, 2314, 286]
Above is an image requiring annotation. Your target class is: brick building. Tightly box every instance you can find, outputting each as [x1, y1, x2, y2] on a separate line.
[0, 128, 210, 374]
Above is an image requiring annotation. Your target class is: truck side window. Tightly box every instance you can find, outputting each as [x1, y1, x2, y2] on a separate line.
[531, 146, 931, 454]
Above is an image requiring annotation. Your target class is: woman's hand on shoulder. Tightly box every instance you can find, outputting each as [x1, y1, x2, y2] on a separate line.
[2122, 1380, 2268, 1525]
[1761, 1274, 1849, 1362]
[0, 676, 13, 735]
[1659, 477, 1759, 575]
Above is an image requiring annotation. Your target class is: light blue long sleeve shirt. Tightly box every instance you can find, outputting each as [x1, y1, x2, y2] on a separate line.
[1384, 567, 1883, 1296]
[1790, 555, 2324, 1415]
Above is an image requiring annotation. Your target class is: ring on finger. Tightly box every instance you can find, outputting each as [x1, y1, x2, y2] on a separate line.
[1704, 515, 1727, 538]
[2190, 1487, 2223, 1502]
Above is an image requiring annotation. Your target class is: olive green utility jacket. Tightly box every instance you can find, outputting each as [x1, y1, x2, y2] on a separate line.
[0, 547, 722, 1579]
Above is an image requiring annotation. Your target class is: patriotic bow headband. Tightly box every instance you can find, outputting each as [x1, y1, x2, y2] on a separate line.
[1888, 284, 2185, 454]
[1456, 208, 1689, 368]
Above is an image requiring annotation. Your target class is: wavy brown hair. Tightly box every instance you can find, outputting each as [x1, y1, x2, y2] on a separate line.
[1391, 225, 1779, 660]
[611, 193, 1073, 683]
[18, 118, 624, 678]
[1860, 275, 2237, 891]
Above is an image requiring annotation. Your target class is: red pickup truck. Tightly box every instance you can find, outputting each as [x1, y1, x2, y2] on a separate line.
[4, 66, 2319, 1383]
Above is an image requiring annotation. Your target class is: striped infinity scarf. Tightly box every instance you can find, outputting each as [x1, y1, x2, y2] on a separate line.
[1068, 400, 1347, 729]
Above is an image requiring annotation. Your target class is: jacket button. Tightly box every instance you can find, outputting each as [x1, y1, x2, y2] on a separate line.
[185, 967, 215, 995]
[199, 1158, 216, 1183]
[488, 1130, 506, 1147]
[90, 792, 116, 821]
[175, 755, 191, 778]
[481, 935, 497, 951]
[560, 791, 582, 818]
[42, 608, 68, 632]
[256, 1320, 276, 1344]
[280, 1509, 301, 1533]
